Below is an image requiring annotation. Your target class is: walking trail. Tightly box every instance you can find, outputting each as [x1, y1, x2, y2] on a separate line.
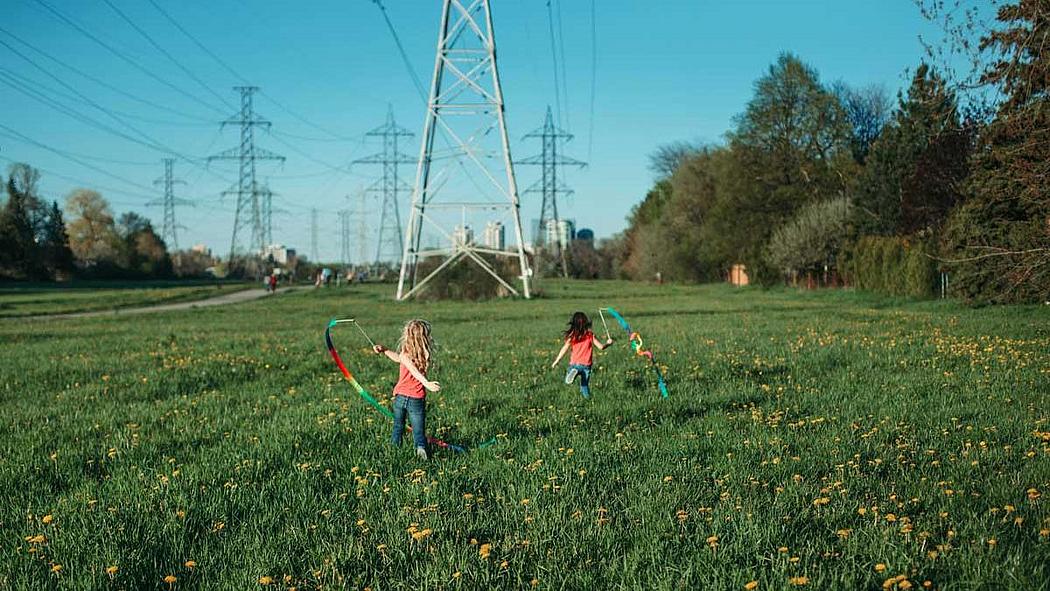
[22, 287, 305, 321]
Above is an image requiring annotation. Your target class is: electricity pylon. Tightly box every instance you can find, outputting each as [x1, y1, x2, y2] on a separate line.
[353, 106, 414, 270]
[208, 86, 285, 259]
[339, 209, 351, 269]
[396, 0, 532, 300]
[516, 105, 586, 278]
[149, 158, 190, 251]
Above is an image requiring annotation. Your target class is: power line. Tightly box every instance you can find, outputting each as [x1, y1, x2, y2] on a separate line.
[148, 158, 191, 250]
[100, 0, 235, 111]
[545, 1, 564, 131]
[587, 0, 597, 161]
[0, 25, 216, 125]
[353, 106, 414, 268]
[554, 0, 571, 131]
[144, 0, 246, 83]
[0, 154, 157, 204]
[30, 0, 228, 116]
[370, 0, 428, 102]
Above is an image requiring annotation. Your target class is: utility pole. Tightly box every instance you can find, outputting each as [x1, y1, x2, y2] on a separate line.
[516, 105, 586, 278]
[355, 192, 369, 270]
[353, 106, 414, 270]
[208, 86, 285, 259]
[149, 158, 189, 251]
[310, 207, 319, 262]
[397, 0, 532, 300]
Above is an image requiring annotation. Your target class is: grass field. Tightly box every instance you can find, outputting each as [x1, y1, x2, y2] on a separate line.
[1, 281, 1047, 590]
[0, 281, 252, 318]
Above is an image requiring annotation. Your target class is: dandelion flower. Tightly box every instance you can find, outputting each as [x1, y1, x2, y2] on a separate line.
[479, 543, 492, 559]
[51, 564, 62, 573]
[745, 581, 759, 590]
[875, 563, 887, 573]
[259, 576, 273, 585]
[163, 575, 177, 584]
[106, 566, 118, 576]
[789, 576, 809, 586]
[184, 561, 196, 569]
[41, 515, 54, 524]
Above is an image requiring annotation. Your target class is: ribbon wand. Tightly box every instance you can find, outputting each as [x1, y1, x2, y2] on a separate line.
[598, 307, 612, 342]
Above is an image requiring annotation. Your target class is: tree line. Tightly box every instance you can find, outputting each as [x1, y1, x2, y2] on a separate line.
[569, 2, 1046, 304]
[0, 163, 192, 280]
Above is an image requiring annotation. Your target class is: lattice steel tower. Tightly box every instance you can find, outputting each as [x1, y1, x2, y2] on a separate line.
[354, 106, 414, 269]
[208, 86, 285, 259]
[517, 105, 586, 277]
[396, 0, 532, 300]
[149, 158, 189, 251]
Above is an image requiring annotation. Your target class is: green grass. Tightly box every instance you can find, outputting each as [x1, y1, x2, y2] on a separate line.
[0, 281, 1047, 590]
[0, 281, 252, 318]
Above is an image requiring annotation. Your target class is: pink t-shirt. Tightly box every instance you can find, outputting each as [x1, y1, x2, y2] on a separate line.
[393, 362, 425, 399]
[568, 330, 595, 366]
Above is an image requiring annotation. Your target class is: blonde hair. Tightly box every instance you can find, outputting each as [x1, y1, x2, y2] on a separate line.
[398, 319, 433, 374]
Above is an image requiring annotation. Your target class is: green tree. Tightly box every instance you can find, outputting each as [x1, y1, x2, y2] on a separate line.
[941, 1, 1050, 303]
[0, 164, 47, 279]
[852, 64, 971, 237]
[40, 201, 75, 279]
[722, 53, 855, 282]
[117, 212, 172, 277]
[66, 188, 120, 267]
[765, 197, 852, 280]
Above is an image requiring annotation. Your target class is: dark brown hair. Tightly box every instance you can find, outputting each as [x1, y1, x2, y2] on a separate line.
[563, 311, 592, 342]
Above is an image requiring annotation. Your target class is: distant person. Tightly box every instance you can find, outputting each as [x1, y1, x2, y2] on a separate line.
[372, 319, 441, 459]
[269, 274, 277, 294]
[550, 311, 614, 399]
[263, 274, 271, 293]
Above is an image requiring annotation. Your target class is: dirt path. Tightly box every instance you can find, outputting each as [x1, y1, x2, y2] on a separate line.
[22, 287, 306, 321]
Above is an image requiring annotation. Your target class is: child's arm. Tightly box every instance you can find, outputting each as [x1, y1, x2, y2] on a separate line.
[373, 344, 401, 364]
[551, 340, 571, 368]
[592, 335, 614, 350]
[400, 356, 441, 392]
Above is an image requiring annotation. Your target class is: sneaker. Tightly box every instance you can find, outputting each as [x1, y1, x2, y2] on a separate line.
[416, 446, 428, 460]
[565, 367, 578, 385]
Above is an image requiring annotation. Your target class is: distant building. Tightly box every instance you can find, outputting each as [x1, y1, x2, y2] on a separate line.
[544, 219, 575, 248]
[452, 225, 474, 248]
[191, 244, 211, 256]
[263, 244, 296, 265]
[483, 221, 505, 250]
[575, 228, 594, 242]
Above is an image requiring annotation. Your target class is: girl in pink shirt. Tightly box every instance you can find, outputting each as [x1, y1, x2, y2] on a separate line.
[373, 319, 440, 459]
[551, 312, 613, 398]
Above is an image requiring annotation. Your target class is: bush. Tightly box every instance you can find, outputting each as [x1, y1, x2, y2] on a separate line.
[846, 236, 935, 297]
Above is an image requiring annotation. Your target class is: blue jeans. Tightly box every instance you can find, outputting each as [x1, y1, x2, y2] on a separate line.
[391, 395, 427, 449]
[567, 364, 592, 398]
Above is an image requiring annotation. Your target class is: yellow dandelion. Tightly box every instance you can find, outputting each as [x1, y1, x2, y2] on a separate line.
[836, 529, 851, 539]
[51, 564, 62, 573]
[778, 546, 789, 554]
[163, 575, 177, 584]
[26, 534, 46, 544]
[259, 575, 273, 585]
[41, 515, 54, 525]
[184, 561, 196, 569]
[745, 581, 759, 590]
[531, 579, 539, 587]
[452, 571, 461, 579]
[987, 538, 997, 548]
[106, 566, 118, 576]
[789, 575, 809, 586]
[875, 563, 887, 573]
[479, 543, 492, 559]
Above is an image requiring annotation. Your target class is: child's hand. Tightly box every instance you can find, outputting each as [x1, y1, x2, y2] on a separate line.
[372, 344, 386, 354]
[606, 338, 614, 345]
[424, 380, 441, 393]
[550, 361, 558, 369]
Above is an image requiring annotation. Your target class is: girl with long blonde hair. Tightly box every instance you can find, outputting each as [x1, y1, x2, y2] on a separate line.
[373, 319, 440, 459]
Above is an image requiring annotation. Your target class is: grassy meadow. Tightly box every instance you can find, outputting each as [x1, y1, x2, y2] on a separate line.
[0, 281, 251, 318]
[0, 281, 1047, 590]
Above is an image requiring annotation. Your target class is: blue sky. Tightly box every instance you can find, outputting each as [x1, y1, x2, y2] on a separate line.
[1, 0, 949, 262]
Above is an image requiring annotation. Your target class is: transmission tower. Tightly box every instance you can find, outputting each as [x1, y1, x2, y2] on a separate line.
[310, 207, 319, 262]
[396, 0, 532, 300]
[208, 86, 285, 259]
[516, 105, 586, 278]
[339, 209, 351, 269]
[259, 181, 276, 247]
[148, 158, 189, 251]
[354, 192, 369, 269]
[353, 106, 414, 269]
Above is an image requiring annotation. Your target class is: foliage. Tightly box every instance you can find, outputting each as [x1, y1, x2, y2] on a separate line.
[851, 64, 972, 237]
[833, 82, 893, 164]
[939, 1, 1050, 303]
[65, 188, 121, 267]
[765, 197, 853, 278]
[846, 235, 937, 297]
[0, 282, 1047, 588]
[0, 163, 73, 280]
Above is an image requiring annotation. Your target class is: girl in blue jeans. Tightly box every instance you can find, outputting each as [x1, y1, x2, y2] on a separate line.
[373, 319, 440, 459]
[551, 312, 613, 398]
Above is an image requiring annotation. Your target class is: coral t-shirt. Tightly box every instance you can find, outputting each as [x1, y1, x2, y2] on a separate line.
[393, 362, 426, 399]
[569, 330, 595, 366]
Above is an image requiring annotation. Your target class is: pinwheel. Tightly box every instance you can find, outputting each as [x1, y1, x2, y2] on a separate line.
[598, 307, 669, 398]
[325, 318, 496, 453]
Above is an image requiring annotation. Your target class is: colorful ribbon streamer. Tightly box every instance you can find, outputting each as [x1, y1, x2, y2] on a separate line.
[325, 318, 495, 453]
[600, 307, 669, 398]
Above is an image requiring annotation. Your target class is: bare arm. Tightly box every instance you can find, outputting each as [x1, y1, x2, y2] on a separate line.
[551, 340, 571, 368]
[592, 335, 614, 350]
